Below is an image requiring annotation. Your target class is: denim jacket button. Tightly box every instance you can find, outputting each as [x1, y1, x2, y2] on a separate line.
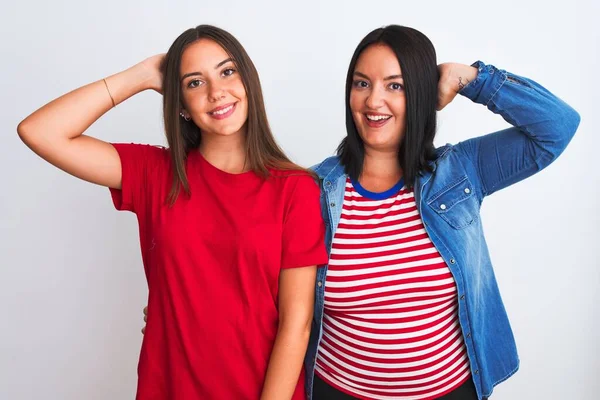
[330, 202, 336, 207]
[466, 333, 471, 338]
[317, 281, 322, 287]
[460, 295, 465, 300]
[450, 259, 456, 264]
[326, 181, 332, 187]
[440, 204, 447, 210]
[464, 188, 471, 194]
[474, 370, 480, 375]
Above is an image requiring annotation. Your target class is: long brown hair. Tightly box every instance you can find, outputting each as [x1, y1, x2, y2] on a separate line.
[162, 25, 310, 204]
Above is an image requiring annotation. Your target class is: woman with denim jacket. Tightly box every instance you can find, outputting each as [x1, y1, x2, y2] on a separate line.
[301, 25, 580, 400]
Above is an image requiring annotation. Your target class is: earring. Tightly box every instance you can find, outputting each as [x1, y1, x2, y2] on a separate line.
[179, 112, 191, 122]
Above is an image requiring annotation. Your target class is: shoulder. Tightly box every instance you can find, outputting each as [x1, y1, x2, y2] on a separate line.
[112, 143, 170, 163]
[111, 143, 174, 185]
[430, 143, 473, 172]
[269, 169, 319, 189]
[432, 144, 455, 161]
[268, 170, 321, 203]
[311, 156, 340, 175]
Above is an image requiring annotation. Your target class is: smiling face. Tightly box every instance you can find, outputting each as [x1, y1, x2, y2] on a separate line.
[179, 39, 248, 138]
[349, 44, 407, 152]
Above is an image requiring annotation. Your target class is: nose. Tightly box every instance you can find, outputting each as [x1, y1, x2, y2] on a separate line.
[365, 86, 384, 109]
[208, 83, 226, 102]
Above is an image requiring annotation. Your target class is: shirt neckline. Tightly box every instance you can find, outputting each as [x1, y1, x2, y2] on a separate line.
[350, 177, 405, 200]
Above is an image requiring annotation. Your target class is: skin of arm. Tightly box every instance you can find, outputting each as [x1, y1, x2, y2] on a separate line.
[17, 55, 164, 189]
[260, 265, 317, 400]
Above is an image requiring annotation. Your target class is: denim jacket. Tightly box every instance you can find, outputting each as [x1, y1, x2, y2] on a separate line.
[304, 61, 580, 400]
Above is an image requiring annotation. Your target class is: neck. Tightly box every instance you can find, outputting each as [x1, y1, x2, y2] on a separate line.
[198, 126, 248, 174]
[359, 146, 403, 192]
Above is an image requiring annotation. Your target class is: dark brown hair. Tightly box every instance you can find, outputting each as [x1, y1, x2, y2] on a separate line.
[162, 24, 310, 204]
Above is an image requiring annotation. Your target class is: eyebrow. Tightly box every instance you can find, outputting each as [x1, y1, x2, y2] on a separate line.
[180, 58, 234, 81]
[353, 71, 403, 81]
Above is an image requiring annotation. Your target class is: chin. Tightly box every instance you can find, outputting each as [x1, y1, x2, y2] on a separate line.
[361, 138, 399, 152]
[360, 133, 391, 146]
[202, 119, 246, 137]
[214, 124, 246, 137]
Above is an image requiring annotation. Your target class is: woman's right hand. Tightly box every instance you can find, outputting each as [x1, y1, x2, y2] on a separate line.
[137, 54, 166, 94]
[142, 306, 148, 334]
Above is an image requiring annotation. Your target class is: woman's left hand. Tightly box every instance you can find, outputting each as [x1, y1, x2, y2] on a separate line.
[437, 63, 478, 111]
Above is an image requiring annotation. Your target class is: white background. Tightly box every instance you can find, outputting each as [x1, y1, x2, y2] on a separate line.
[1, 0, 598, 399]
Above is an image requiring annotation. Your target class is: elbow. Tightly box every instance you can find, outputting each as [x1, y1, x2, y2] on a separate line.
[277, 315, 313, 342]
[565, 106, 581, 141]
[17, 119, 48, 152]
[293, 325, 312, 345]
[17, 119, 36, 147]
[545, 102, 581, 162]
[560, 105, 581, 147]
[17, 120, 29, 142]
[559, 105, 581, 152]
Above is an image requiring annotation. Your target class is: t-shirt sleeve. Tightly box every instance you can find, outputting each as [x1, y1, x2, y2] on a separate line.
[109, 143, 164, 214]
[281, 175, 329, 269]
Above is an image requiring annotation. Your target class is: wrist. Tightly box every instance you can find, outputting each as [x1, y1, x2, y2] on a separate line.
[452, 64, 478, 92]
[104, 65, 153, 105]
[127, 63, 157, 92]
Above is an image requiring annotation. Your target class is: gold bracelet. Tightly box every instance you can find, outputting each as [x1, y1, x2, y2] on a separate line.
[103, 78, 116, 107]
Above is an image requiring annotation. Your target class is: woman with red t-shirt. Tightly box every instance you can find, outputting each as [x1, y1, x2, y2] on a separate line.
[17, 25, 328, 399]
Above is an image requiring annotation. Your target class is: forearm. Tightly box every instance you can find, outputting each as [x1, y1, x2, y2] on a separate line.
[17, 64, 153, 144]
[460, 61, 580, 154]
[260, 324, 311, 400]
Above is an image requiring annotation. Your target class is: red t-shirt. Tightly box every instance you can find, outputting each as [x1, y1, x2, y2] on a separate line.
[109, 144, 328, 399]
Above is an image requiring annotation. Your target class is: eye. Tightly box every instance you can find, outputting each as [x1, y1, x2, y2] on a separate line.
[222, 68, 236, 77]
[352, 80, 369, 89]
[187, 79, 203, 89]
[388, 82, 404, 91]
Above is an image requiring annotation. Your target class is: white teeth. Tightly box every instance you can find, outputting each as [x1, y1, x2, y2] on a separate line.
[366, 114, 391, 121]
[212, 105, 234, 115]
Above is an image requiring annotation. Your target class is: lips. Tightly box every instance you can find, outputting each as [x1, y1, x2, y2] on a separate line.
[364, 113, 392, 128]
[208, 102, 237, 120]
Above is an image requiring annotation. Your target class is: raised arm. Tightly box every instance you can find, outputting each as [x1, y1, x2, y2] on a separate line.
[17, 54, 164, 189]
[437, 61, 580, 198]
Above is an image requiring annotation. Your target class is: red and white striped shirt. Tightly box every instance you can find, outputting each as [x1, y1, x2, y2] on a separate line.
[314, 178, 470, 400]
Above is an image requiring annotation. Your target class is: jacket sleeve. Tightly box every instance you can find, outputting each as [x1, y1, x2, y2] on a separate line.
[454, 61, 580, 198]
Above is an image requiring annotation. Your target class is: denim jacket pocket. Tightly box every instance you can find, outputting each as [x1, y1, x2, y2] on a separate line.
[427, 176, 478, 229]
[505, 72, 533, 89]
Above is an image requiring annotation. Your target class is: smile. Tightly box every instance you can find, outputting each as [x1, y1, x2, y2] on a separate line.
[208, 102, 237, 120]
[364, 113, 392, 127]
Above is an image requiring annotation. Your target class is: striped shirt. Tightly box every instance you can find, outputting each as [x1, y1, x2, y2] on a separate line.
[314, 178, 470, 400]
